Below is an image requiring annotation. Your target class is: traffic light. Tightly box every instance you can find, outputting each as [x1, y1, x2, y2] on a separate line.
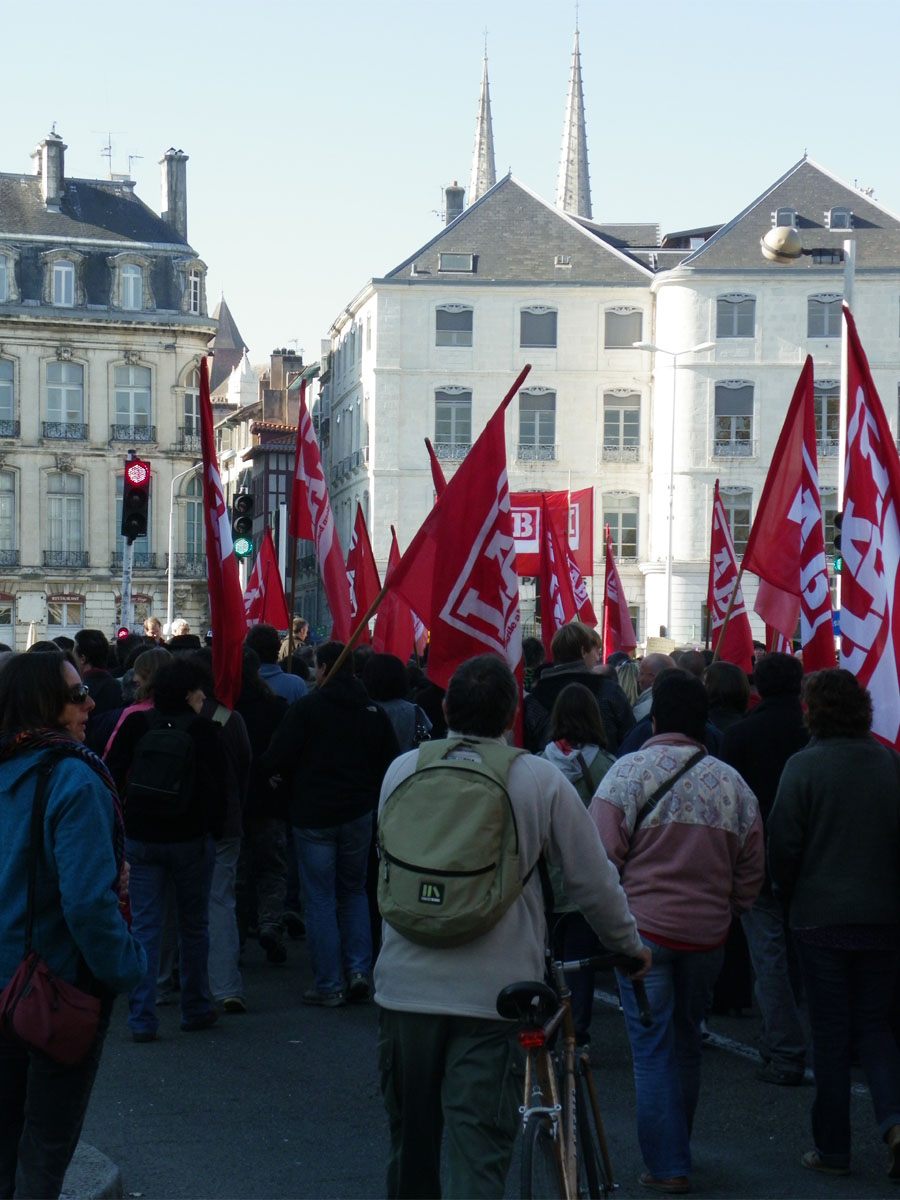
[833, 511, 843, 574]
[121, 458, 151, 543]
[232, 491, 255, 558]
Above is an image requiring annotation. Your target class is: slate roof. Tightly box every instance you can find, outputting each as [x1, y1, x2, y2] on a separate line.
[209, 298, 249, 392]
[380, 175, 651, 287]
[681, 158, 900, 271]
[574, 219, 661, 248]
[0, 173, 189, 246]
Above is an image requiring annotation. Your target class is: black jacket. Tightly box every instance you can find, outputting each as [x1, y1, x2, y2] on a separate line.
[532, 663, 635, 754]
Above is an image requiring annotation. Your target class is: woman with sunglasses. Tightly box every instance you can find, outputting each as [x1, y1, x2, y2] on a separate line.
[0, 652, 146, 1199]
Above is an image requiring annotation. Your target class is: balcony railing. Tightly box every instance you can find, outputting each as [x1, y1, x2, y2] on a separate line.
[177, 429, 202, 453]
[0, 420, 20, 439]
[602, 444, 640, 463]
[111, 424, 156, 443]
[517, 443, 557, 462]
[433, 442, 470, 461]
[43, 422, 87, 440]
[0, 549, 19, 566]
[817, 438, 839, 457]
[111, 551, 158, 570]
[43, 550, 89, 568]
[168, 553, 206, 578]
[713, 439, 755, 458]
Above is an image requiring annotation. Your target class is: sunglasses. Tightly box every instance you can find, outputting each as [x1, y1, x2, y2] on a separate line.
[66, 684, 90, 704]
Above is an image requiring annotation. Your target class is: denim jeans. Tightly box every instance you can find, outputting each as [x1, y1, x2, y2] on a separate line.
[741, 891, 806, 1072]
[208, 836, 243, 1001]
[618, 936, 724, 1179]
[293, 814, 373, 994]
[127, 835, 216, 1033]
[796, 939, 900, 1167]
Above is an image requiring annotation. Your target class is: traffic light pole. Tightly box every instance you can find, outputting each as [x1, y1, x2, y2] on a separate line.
[121, 538, 135, 632]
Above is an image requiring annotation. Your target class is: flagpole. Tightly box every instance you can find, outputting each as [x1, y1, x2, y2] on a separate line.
[711, 562, 747, 662]
[287, 534, 299, 657]
[320, 583, 391, 685]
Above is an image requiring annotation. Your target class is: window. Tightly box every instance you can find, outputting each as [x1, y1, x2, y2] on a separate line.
[603, 391, 640, 462]
[434, 388, 472, 458]
[820, 488, 838, 554]
[520, 308, 557, 349]
[0, 257, 6, 303]
[628, 605, 640, 643]
[0, 473, 15, 561]
[185, 475, 204, 562]
[47, 599, 83, 630]
[814, 380, 840, 456]
[114, 365, 151, 434]
[189, 270, 201, 315]
[518, 390, 556, 460]
[121, 263, 142, 311]
[46, 472, 84, 560]
[604, 308, 642, 349]
[720, 487, 752, 555]
[0, 360, 13, 424]
[46, 361, 84, 431]
[716, 294, 756, 339]
[436, 305, 473, 347]
[714, 381, 754, 456]
[604, 493, 639, 560]
[808, 294, 842, 338]
[826, 207, 852, 230]
[52, 261, 75, 307]
[774, 207, 797, 228]
[438, 252, 474, 273]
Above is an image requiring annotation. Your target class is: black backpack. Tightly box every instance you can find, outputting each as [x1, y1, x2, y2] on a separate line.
[125, 712, 197, 823]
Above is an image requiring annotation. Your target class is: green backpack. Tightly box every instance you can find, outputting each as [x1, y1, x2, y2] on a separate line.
[376, 737, 528, 948]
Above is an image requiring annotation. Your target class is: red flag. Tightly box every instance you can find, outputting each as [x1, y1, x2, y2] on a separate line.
[766, 626, 793, 655]
[841, 308, 900, 748]
[707, 480, 754, 674]
[198, 356, 244, 709]
[244, 528, 290, 630]
[537, 495, 579, 656]
[546, 488, 594, 577]
[385, 368, 529, 692]
[373, 528, 416, 663]
[544, 497, 596, 626]
[602, 524, 637, 661]
[288, 382, 352, 641]
[741, 358, 835, 672]
[424, 438, 448, 497]
[346, 503, 380, 645]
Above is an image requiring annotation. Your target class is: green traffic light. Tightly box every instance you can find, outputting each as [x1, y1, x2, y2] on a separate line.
[834, 556, 842, 575]
[234, 536, 253, 559]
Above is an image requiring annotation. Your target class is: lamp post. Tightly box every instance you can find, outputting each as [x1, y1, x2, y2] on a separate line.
[167, 462, 201, 632]
[634, 339, 715, 638]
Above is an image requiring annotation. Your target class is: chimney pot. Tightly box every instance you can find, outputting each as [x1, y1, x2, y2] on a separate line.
[159, 148, 189, 241]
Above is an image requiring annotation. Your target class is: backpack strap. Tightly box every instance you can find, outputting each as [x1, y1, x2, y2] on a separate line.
[575, 751, 596, 797]
[633, 748, 705, 832]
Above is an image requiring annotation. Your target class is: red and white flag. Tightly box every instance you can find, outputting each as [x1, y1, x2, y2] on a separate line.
[741, 357, 835, 672]
[385, 367, 529, 692]
[537, 494, 579, 656]
[198, 356, 245, 709]
[707, 480, 755, 675]
[288, 380, 352, 642]
[546, 487, 594, 578]
[424, 437, 448, 497]
[346, 503, 380, 645]
[373, 528, 416, 663]
[766, 625, 794, 655]
[602, 524, 637, 661]
[244, 527, 290, 630]
[840, 309, 900, 748]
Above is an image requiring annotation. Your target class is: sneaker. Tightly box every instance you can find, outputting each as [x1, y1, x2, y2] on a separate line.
[347, 973, 371, 1003]
[222, 996, 247, 1014]
[131, 1029, 158, 1043]
[259, 929, 287, 965]
[638, 1171, 691, 1194]
[302, 986, 345, 1008]
[756, 1063, 803, 1086]
[181, 1009, 219, 1033]
[284, 911, 306, 940]
[800, 1150, 850, 1176]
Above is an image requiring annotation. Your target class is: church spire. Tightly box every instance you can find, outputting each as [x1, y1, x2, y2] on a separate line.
[556, 27, 592, 219]
[469, 49, 496, 204]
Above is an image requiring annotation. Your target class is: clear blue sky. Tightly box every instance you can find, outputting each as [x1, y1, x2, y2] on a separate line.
[2, 0, 899, 365]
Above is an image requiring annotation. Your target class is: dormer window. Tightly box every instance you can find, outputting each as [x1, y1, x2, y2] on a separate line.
[121, 264, 142, 310]
[773, 207, 798, 228]
[189, 270, 201, 314]
[53, 261, 74, 307]
[0, 248, 20, 303]
[438, 252, 475, 273]
[41, 249, 85, 308]
[826, 206, 853, 231]
[175, 258, 207, 315]
[108, 252, 153, 312]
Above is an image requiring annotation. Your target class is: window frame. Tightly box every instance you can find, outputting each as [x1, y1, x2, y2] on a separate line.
[434, 387, 472, 456]
[435, 305, 474, 348]
[52, 260, 75, 307]
[604, 307, 643, 350]
[46, 471, 84, 555]
[517, 389, 556, 460]
[602, 391, 641, 462]
[814, 380, 840, 456]
[519, 307, 558, 350]
[121, 263, 143, 311]
[808, 294, 842, 339]
[716, 294, 756, 339]
[46, 360, 85, 425]
[114, 364, 152, 428]
[720, 487, 752, 556]
[714, 380, 754, 456]
[603, 493, 639, 561]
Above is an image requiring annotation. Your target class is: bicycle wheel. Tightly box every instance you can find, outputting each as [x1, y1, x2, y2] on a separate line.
[521, 1111, 564, 1199]
[575, 1069, 613, 1198]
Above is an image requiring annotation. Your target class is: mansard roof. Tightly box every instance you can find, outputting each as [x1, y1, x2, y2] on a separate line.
[381, 175, 651, 287]
[0, 172, 189, 247]
[681, 158, 900, 271]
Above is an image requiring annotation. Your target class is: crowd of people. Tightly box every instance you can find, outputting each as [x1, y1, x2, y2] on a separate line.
[0, 616, 898, 1198]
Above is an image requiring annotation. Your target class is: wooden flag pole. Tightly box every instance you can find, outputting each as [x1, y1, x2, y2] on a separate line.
[319, 583, 391, 686]
[711, 561, 747, 663]
[286, 534, 299, 658]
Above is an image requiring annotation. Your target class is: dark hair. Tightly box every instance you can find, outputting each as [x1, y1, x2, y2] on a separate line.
[74, 629, 109, 669]
[244, 623, 281, 664]
[51, 636, 75, 651]
[605, 650, 631, 670]
[651, 672, 709, 742]
[153, 658, 208, 715]
[114, 632, 144, 672]
[522, 637, 546, 670]
[132, 648, 172, 700]
[803, 669, 872, 738]
[548, 683, 607, 748]
[0, 652, 73, 733]
[445, 654, 517, 738]
[703, 661, 750, 715]
[678, 650, 707, 680]
[315, 641, 352, 677]
[550, 622, 600, 664]
[352, 644, 375, 676]
[238, 645, 272, 703]
[363, 653, 408, 702]
[754, 652, 803, 699]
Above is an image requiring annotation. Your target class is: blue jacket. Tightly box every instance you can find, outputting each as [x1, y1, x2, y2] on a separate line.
[0, 749, 146, 991]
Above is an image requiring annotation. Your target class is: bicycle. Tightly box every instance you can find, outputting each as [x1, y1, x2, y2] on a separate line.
[497, 951, 652, 1199]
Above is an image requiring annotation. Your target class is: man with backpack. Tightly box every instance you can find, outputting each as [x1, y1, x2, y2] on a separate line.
[374, 653, 650, 1200]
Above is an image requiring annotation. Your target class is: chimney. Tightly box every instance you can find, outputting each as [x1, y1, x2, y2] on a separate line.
[445, 181, 465, 226]
[159, 148, 189, 240]
[32, 131, 67, 210]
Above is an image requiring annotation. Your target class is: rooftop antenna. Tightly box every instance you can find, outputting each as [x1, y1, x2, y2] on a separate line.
[128, 153, 143, 176]
[93, 130, 126, 178]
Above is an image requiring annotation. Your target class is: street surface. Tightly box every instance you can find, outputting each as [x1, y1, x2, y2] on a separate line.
[81, 938, 892, 1198]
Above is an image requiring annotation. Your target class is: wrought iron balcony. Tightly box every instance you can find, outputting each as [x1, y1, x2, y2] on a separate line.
[42, 422, 87, 440]
[517, 444, 558, 462]
[177, 429, 202, 453]
[433, 442, 471, 461]
[817, 438, 839, 457]
[43, 550, 89, 568]
[602, 444, 640, 463]
[111, 551, 158, 570]
[0, 549, 19, 566]
[713, 439, 755, 458]
[168, 552, 206, 578]
[111, 424, 156, 443]
[0, 420, 19, 439]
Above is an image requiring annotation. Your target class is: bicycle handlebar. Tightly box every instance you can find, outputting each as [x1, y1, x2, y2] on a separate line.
[559, 953, 653, 1028]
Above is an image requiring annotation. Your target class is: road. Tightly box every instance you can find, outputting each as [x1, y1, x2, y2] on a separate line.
[80, 937, 893, 1199]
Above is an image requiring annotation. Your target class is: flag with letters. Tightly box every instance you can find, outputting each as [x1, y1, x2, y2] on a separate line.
[602, 524, 636, 660]
[244, 528, 290, 629]
[707, 480, 754, 674]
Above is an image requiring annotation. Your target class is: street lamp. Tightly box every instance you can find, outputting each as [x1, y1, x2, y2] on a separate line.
[167, 462, 201, 632]
[634, 339, 715, 639]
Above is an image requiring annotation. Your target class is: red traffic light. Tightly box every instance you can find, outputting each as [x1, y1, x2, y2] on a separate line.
[125, 459, 151, 490]
[122, 458, 151, 543]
